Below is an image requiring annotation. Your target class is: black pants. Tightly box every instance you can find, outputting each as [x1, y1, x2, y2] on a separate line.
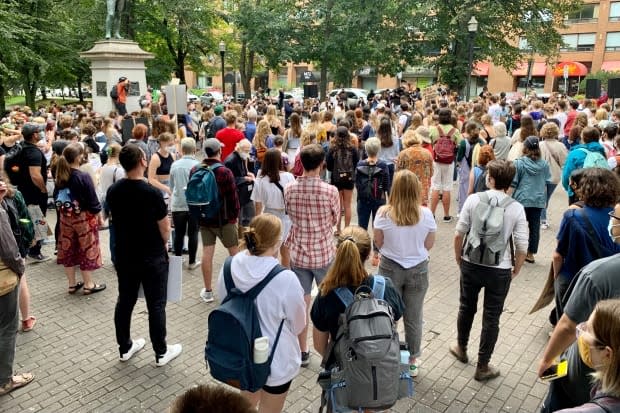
[457, 260, 511, 365]
[171, 211, 199, 263]
[114, 255, 168, 356]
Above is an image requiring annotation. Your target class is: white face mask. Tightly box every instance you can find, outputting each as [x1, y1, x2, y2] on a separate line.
[239, 152, 250, 160]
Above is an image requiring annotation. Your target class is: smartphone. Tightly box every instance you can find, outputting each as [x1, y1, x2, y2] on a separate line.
[541, 359, 568, 381]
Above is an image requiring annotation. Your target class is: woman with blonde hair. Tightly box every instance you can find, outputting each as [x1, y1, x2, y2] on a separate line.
[321, 111, 337, 139]
[283, 113, 302, 160]
[215, 214, 305, 413]
[374, 170, 436, 376]
[311, 226, 404, 359]
[253, 119, 275, 173]
[304, 112, 327, 144]
[55, 143, 105, 295]
[265, 105, 283, 136]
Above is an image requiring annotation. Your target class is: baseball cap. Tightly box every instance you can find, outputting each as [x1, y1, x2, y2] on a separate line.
[214, 105, 224, 116]
[204, 138, 224, 157]
[118, 76, 127, 82]
[524, 136, 540, 150]
[21, 122, 41, 140]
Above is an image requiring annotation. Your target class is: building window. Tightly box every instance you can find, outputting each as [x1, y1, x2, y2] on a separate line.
[611, 2, 620, 21]
[519, 37, 530, 50]
[565, 4, 598, 23]
[561, 33, 596, 52]
[606, 32, 620, 51]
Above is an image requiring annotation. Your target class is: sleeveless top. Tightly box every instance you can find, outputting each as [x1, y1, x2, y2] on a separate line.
[155, 151, 173, 175]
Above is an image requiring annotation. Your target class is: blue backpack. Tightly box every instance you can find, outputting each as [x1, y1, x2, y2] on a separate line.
[186, 162, 223, 221]
[577, 147, 610, 170]
[205, 257, 286, 392]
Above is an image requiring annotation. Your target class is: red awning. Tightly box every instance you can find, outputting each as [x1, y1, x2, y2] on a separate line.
[601, 61, 620, 72]
[553, 61, 588, 77]
[473, 62, 489, 76]
[512, 62, 547, 77]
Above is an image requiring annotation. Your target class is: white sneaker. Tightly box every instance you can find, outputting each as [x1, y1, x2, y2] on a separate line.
[541, 220, 549, 230]
[120, 338, 146, 362]
[410, 359, 420, 377]
[187, 260, 201, 270]
[155, 344, 182, 367]
[200, 288, 214, 303]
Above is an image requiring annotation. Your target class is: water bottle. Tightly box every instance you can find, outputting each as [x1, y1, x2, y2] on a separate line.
[253, 337, 269, 364]
[400, 349, 410, 365]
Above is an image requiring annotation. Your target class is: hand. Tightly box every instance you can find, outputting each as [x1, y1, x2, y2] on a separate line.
[511, 268, 519, 279]
[537, 358, 555, 378]
[455, 255, 461, 267]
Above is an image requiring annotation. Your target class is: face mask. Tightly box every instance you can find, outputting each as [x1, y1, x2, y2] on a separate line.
[577, 334, 603, 369]
[239, 152, 250, 160]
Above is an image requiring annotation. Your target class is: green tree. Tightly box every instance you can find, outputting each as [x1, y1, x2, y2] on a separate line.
[415, 0, 579, 93]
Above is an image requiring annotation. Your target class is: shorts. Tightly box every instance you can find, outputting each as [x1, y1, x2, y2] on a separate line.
[200, 223, 238, 248]
[263, 380, 292, 395]
[292, 264, 330, 295]
[430, 162, 454, 191]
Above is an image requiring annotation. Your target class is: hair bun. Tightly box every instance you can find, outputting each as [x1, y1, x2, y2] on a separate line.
[244, 231, 258, 254]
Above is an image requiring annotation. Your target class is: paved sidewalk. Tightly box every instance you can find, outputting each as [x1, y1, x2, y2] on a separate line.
[2, 186, 567, 412]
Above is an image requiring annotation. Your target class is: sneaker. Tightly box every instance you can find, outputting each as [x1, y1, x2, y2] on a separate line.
[301, 351, 310, 367]
[187, 260, 201, 270]
[474, 363, 500, 381]
[541, 221, 549, 230]
[155, 344, 182, 367]
[200, 288, 214, 303]
[449, 343, 469, 363]
[525, 252, 536, 263]
[442, 216, 453, 223]
[409, 359, 420, 377]
[27, 253, 50, 263]
[120, 338, 146, 362]
[21, 316, 36, 332]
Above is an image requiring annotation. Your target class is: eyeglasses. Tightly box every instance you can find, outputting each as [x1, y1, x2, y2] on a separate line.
[576, 322, 606, 348]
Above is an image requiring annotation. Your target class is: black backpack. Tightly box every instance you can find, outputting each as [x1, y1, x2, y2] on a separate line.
[402, 113, 412, 133]
[332, 149, 354, 184]
[206, 118, 220, 140]
[4, 143, 23, 185]
[110, 85, 118, 100]
[356, 163, 385, 200]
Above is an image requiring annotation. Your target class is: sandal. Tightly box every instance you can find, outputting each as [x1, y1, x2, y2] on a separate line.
[83, 283, 106, 295]
[0, 373, 34, 396]
[21, 316, 36, 332]
[68, 282, 84, 294]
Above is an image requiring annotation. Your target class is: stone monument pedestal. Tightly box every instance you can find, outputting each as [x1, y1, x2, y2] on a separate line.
[80, 39, 154, 115]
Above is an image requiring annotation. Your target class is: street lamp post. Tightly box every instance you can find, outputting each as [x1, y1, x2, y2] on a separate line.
[219, 41, 226, 97]
[465, 16, 478, 102]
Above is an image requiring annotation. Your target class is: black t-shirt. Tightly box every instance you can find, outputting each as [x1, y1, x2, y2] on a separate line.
[310, 275, 404, 341]
[106, 179, 168, 261]
[0, 146, 5, 156]
[17, 141, 48, 205]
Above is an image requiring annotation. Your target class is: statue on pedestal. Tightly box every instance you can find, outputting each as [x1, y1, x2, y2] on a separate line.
[105, 0, 127, 39]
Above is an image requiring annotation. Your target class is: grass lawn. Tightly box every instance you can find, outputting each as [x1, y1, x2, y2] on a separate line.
[4, 96, 90, 109]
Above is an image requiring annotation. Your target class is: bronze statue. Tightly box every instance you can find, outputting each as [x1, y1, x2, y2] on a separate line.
[105, 0, 126, 39]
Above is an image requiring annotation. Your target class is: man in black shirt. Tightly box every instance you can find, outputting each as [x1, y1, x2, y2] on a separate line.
[15, 123, 49, 262]
[106, 144, 182, 366]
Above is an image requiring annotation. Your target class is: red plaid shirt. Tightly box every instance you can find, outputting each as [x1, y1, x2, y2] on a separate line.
[284, 176, 340, 268]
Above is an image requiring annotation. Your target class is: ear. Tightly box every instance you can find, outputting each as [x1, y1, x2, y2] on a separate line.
[602, 346, 613, 365]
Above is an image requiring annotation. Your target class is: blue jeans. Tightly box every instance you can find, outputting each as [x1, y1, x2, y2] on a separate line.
[379, 256, 429, 358]
[357, 198, 385, 231]
[524, 207, 543, 254]
[0, 285, 19, 386]
[541, 183, 557, 221]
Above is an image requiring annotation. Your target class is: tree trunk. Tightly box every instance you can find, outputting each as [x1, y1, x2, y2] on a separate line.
[239, 40, 254, 99]
[23, 71, 37, 108]
[0, 77, 6, 114]
[77, 79, 83, 101]
[41, 86, 47, 101]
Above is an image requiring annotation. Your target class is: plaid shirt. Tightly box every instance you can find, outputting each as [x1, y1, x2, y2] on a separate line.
[284, 176, 340, 268]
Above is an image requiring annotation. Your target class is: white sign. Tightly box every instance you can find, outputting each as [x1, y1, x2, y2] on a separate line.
[563, 65, 569, 79]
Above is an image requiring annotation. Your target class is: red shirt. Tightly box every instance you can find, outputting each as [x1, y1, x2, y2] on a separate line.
[216, 127, 245, 161]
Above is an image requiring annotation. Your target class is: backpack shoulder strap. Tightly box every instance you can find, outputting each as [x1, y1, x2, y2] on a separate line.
[334, 287, 355, 308]
[446, 127, 457, 138]
[477, 191, 490, 205]
[246, 263, 286, 300]
[223, 256, 235, 293]
[371, 275, 386, 300]
[499, 195, 515, 208]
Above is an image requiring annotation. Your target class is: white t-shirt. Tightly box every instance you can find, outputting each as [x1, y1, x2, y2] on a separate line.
[374, 207, 437, 268]
[251, 172, 295, 211]
[216, 252, 306, 386]
[99, 163, 126, 201]
[553, 112, 568, 138]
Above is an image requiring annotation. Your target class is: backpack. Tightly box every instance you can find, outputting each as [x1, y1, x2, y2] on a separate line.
[355, 163, 385, 201]
[205, 118, 219, 140]
[185, 163, 223, 221]
[472, 165, 488, 193]
[462, 192, 515, 266]
[318, 276, 409, 413]
[3, 143, 23, 185]
[292, 153, 303, 177]
[578, 148, 610, 170]
[110, 85, 118, 100]
[433, 126, 457, 164]
[402, 113, 412, 134]
[205, 257, 286, 392]
[332, 149, 354, 184]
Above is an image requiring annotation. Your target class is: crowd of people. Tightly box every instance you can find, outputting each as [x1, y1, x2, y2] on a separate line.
[1, 82, 620, 412]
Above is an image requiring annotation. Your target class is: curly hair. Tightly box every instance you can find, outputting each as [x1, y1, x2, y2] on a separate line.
[576, 168, 620, 208]
[477, 144, 496, 166]
[540, 122, 560, 141]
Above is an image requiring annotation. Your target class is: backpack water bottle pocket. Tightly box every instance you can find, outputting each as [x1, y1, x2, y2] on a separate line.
[398, 363, 415, 398]
[328, 370, 349, 413]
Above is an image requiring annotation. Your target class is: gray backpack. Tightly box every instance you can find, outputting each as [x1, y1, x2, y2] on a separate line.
[462, 192, 515, 266]
[318, 276, 410, 412]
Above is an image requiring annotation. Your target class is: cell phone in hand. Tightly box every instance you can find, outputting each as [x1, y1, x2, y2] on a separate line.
[541, 359, 568, 381]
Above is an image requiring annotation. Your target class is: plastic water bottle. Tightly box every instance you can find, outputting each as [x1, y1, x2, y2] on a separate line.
[400, 349, 410, 365]
[253, 337, 269, 364]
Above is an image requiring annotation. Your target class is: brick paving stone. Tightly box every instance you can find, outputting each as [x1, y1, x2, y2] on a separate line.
[0, 184, 575, 412]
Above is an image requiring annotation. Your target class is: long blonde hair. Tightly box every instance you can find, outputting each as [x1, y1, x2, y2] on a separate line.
[254, 120, 271, 151]
[380, 170, 421, 226]
[319, 226, 370, 295]
[591, 299, 620, 397]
